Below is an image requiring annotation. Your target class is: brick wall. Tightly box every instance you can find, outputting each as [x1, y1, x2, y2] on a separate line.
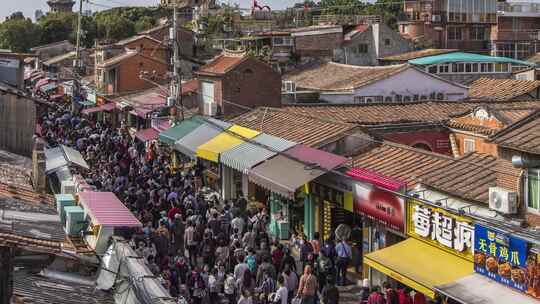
[382, 129, 452, 155]
[295, 32, 343, 57]
[221, 58, 281, 117]
[116, 55, 168, 94]
[454, 133, 498, 157]
[146, 27, 195, 57]
[123, 37, 168, 61]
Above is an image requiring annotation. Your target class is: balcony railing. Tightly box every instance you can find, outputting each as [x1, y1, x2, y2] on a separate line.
[497, 2, 540, 15]
[495, 29, 540, 41]
[312, 15, 381, 25]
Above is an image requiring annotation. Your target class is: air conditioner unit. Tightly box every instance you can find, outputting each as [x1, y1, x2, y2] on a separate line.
[489, 187, 518, 214]
[64, 206, 85, 236]
[61, 180, 76, 195]
[204, 102, 217, 116]
[432, 15, 441, 22]
[55, 194, 76, 225]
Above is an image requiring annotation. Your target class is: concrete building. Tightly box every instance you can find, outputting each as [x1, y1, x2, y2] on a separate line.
[398, 0, 497, 53]
[30, 40, 75, 70]
[335, 23, 412, 66]
[47, 0, 75, 13]
[282, 61, 469, 104]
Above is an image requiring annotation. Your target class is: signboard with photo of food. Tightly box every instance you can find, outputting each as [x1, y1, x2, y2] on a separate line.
[474, 224, 540, 299]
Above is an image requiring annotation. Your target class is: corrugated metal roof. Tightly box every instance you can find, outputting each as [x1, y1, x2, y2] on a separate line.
[78, 192, 142, 227]
[252, 133, 297, 152]
[220, 141, 277, 174]
[45, 147, 67, 173]
[62, 145, 89, 170]
[159, 118, 204, 146]
[174, 123, 223, 158]
[409, 52, 533, 66]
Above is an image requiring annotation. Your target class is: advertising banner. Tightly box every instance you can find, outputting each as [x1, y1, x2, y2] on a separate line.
[474, 224, 540, 299]
[353, 182, 405, 233]
[407, 199, 474, 261]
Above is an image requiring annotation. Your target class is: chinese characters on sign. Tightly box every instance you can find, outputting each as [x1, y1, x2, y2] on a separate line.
[473, 224, 540, 298]
[354, 183, 405, 233]
[407, 200, 474, 260]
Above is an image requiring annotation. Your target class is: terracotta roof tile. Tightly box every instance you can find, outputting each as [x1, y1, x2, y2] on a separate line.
[490, 109, 540, 155]
[351, 142, 455, 188]
[283, 61, 409, 91]
[182, 79, 199, 95]
[197, 55, 247, 75]
[419, 152, 522, 204]
[379, 49, 458, 62]
[230, 107, 359, 147]
[468, 78, 540, 101]
[283, 101, 472, 125]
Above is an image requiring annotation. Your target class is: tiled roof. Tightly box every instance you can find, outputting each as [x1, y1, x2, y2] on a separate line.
[196, 55, 247, 75]
[283, 101, 473, 125]
[379, 49, 458, 62]
[42, 51, 76, 66]
[13, 272, 115, 304]
[526, 52, 540, 64]
[490, 109, 540, 155]
[344, 24, 370, 41]
[447, 107, 538, 136]
[115, 34, 161, 46]
[468, 78, 540, 101]
[182, 79, 199, 95]
[230, 107, 358, 147]
[420, 152, 521, 204]
[351, 142, 454, 188]
[283, 61, 409, 91]
[97, 51, 167, 68]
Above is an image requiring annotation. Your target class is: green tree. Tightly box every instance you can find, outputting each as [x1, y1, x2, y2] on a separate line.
[95, 13, 135, 41]
[38, 12, 77, 44]
[0, 17, 41, 52]
[134, 16, 156, 33]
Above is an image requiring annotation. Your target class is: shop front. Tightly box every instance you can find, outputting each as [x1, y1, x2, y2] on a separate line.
[434, 224, 540, 304]
[363, 199, 475, 300]
[346, 168, 408, 285]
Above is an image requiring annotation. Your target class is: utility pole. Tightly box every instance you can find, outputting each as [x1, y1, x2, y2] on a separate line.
[169, 3, 184, 123]
[75, 0, 84, 72]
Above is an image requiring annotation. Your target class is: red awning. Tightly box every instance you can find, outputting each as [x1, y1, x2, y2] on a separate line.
[285, 145, 348, 170]
[346, 167, 406, 192]
[134, 128, 159, 142]
[81, 103, 117, 115]
[81, 106, 102, 115]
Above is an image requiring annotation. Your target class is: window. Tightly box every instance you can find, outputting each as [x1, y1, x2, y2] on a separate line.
[439, 64, 450, 74]
[472, 63, 479, 72]
[448, 27, 462, 40]
[385, 39, 391, 46]
[463, 138, 475, 153]
[282, 81, 295, 93]
[395, 95, 403, 102]
[428, 65, 438, 73]
[527, 170, 540, 212]
[470, 27, 486, 41]
[465, 63, 472, 73]
[357, 44, 369, 53]
[384, 96, 393, 102]
[273, 36, 293, 46]
[354, 96, 383, 103]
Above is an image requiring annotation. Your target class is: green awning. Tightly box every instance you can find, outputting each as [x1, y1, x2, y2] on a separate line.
[158, 117, 204, 146]
[409, 52, 534, 66]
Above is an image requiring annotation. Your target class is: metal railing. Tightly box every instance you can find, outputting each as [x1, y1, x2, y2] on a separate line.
[312, 14, 381, 25]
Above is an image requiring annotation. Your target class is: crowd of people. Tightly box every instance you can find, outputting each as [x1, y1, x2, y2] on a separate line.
[39, 105, 347, 304]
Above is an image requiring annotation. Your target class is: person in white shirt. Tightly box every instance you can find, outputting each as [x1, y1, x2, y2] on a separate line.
[275, 275, 288, 304]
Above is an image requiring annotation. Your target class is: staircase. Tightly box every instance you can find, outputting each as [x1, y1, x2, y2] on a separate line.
[449, 133, 460, 158]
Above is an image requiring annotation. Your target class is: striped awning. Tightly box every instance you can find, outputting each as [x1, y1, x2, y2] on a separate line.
[174, 123, 223, 158]
[220, 134, 297, 174]
[158, 117, 203, 146]
[196, 125, 260, 163]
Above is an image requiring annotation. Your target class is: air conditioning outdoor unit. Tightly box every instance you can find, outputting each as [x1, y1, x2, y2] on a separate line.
[432, 15, 441, 22]
[64, 206, 85, 236]
[61, 180, 76, 195]
[489, 187, 518, 214]
[204, 102, 217, 116]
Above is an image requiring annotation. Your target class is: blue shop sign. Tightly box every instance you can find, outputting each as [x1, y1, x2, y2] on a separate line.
[474, 224, 528, 292]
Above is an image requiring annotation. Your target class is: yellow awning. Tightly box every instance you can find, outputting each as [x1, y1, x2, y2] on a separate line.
[196, 125, 260, 162]
[364, 238, 473, 299]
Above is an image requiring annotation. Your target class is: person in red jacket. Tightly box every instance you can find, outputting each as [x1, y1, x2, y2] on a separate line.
[367, 286, 385, 304]
[397, 286, 413, 304]
[413, 291, 426, 304]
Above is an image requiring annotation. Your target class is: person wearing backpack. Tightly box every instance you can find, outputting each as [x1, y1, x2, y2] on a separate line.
[315, 251, 334, 292]
[297, 265, 318, 304]
[335, 240, 351, 286]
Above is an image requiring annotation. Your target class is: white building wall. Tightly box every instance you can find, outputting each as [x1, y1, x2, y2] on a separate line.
[319, 67, 469, 103]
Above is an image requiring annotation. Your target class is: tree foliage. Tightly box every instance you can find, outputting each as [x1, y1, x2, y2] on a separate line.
[38, 12, 77, 45]
[0, 16, 41, 52]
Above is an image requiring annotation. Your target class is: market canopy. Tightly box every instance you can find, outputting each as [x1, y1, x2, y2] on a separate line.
[40, 83, 58, 93]
[174, 123, 224, 158]
[196, 125, 260, 163]
[248, 154, 327, 199]
[364, 238, 473, 299]
[134, 128, 159, 142]
[158, 117, 204, 146]
[435, 274, 538, 304]
[79, 192, 142, 227]
[285, 145, 348, 170]
[220, 134, 297, 174]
